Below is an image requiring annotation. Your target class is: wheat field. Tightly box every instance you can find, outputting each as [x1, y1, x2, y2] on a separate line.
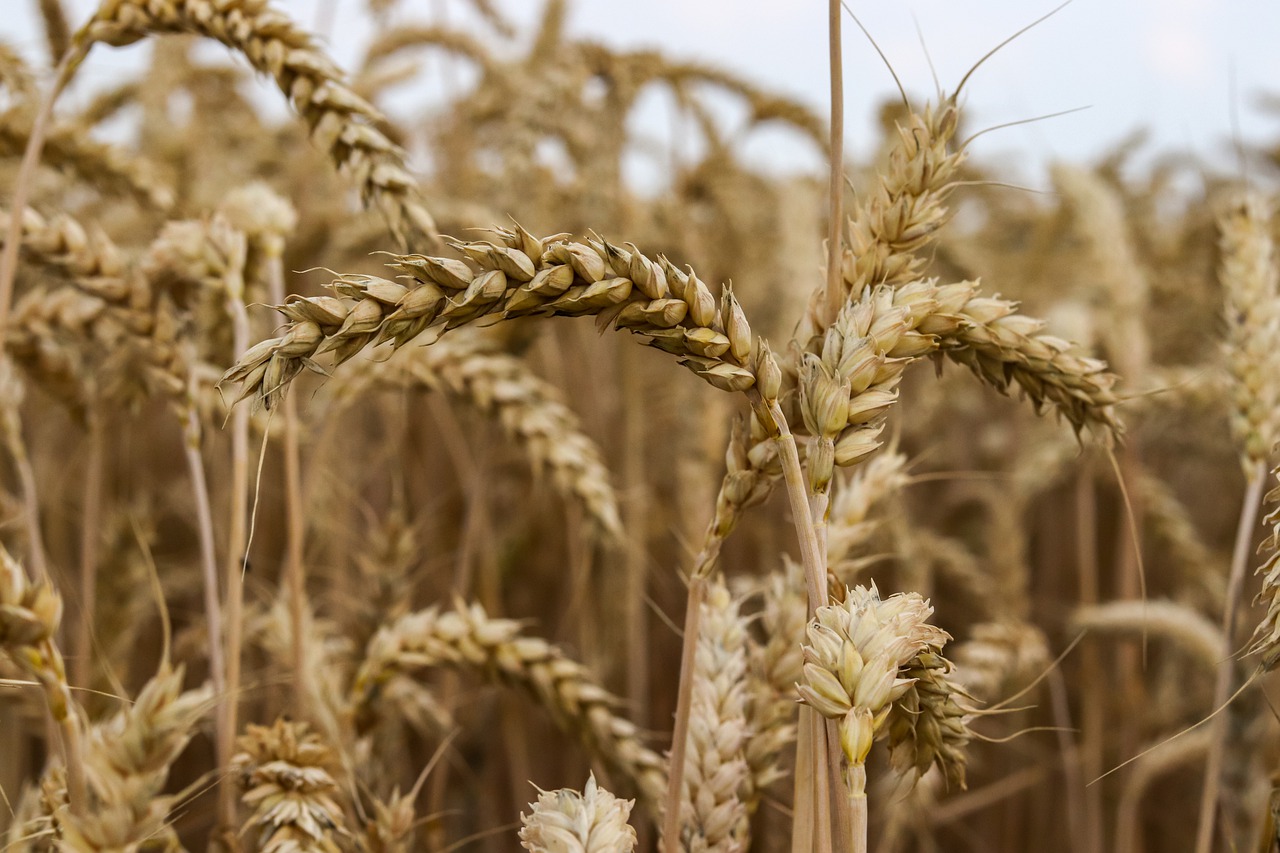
[1, 2, 1278, 852]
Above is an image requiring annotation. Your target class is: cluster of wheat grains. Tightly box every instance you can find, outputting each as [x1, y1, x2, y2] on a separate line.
[8, 0, 1280, 850]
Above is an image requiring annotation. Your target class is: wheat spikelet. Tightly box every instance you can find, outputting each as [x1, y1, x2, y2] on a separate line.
[79, 0, 438, 250]
[233, 718, 351, 853]
[520, 773, 638, 853]
[675, 578, 750, 853]
[0, 544, 86, 815]
[351, 600, 666, 807]
[885, 650, 970, 791]
[223, 226, 758, 409]
[334, 333, 623, 540]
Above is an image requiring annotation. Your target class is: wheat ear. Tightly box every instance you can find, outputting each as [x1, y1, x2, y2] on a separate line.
[77, 0, 438, 251]
[223, 225, 758, 409]
[352, 600, 667, 809]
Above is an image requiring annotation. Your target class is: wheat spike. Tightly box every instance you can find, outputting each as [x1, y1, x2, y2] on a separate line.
[351, 599, 666, 808]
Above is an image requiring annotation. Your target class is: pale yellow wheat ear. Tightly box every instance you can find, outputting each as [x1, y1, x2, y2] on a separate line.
[0, 544, 87, 818]
[60, 664, 213, 853]
[520, 773, 637, 853]
[1219, 192, 1280, 469]
[673, 577, 751, 852]
[1072, 600, 1223, 670]
[233, 718, 351, 853]
[223, 227, 758, 409]
[350, 600, 666, 809]
[797, 584, 954, 850]
[74, 0, 439, 252]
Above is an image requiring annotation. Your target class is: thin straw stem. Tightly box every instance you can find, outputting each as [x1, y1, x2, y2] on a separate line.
[1194, 460, 1268, 853]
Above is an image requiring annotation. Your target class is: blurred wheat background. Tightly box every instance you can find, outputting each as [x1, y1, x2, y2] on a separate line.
[2, 1, 1280, 852]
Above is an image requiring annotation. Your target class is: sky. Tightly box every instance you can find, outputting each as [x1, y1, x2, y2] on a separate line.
[6, 0, 1280, 187]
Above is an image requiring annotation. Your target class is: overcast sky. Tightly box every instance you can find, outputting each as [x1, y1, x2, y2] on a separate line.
[7, 0, 1280, 186]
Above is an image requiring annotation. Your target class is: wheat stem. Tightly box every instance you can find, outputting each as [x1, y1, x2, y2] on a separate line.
[1195, 461, 1268, 853]
[217, 285, 252, 839]
[182, 377, 226, 707]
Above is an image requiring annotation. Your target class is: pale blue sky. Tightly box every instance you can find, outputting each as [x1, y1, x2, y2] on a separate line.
[7, 0, 1280, 186]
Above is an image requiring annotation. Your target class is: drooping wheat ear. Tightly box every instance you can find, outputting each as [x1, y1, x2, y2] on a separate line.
[1247, 460, 1280, 668]
[0, 106, 175, 210]
[798, 583, 951, 850]
[0, 544, 86, 815]
[885, 650, 971, 792]
[351, 600, 666, 808]
[740, 559, 806, 807]
[1219, 192, 1280, 468]
[673, 578, 751, 852]
[520, 773, 638, 853]
[1073, 600, 1223, 670]
[223, 225, 758, 409]
[233, 719, 352, 853]
[334, 333, 623, 540]
[78, 0, 438, 250]
[932, 282, 1123, 438]
[950, 621, 1048, 705]
[59, 665, 213, 852]
[0, 206, 126, 280]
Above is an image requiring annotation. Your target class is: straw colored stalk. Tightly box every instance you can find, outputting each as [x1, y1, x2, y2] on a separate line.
[233, 719, 351, 853]
[0, 545, 86, 817]
[671, 578, 751, 853]
[215, 181, 298, 835]
[59, 665, 213, 852]
[222, 225, 758, 410]
[1198, 191, 1280, 853]
[73, 0, 438, 251]
[520, 774, 638, 853]
[334, 332, 623, 540]
[351, 600, 667, 809]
